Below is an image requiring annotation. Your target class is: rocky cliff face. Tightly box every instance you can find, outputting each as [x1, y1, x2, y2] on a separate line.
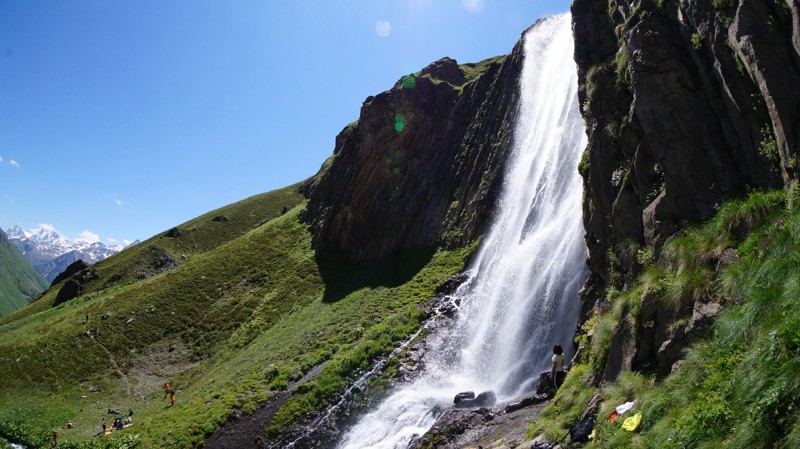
[573, 0, 797, 295]
[572, 0, 800, 376]
[302, 41, 529, 261]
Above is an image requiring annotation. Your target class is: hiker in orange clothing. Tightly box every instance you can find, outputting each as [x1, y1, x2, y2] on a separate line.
[170, 387, 176, 406]
[163, 383, 171, 399]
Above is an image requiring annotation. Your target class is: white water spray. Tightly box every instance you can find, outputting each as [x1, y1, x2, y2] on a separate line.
[337, 14, 587, 449]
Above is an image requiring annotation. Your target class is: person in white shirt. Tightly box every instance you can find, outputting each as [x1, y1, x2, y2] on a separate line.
[550, 344, 565, 390]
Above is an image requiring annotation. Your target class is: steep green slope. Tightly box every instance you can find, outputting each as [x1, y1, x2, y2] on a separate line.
[529, 189, 800, 449]
[0, 228, 48, 317]
[0, 196, 473, 448]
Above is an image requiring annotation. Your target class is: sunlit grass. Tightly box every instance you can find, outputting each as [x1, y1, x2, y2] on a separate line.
[0, 194, 474, 447]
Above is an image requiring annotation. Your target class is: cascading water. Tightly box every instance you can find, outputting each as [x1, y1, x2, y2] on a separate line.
[337, 14, 587, 449]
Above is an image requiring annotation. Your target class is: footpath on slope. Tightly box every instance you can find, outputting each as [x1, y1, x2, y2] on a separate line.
[203, 364, 326, 449]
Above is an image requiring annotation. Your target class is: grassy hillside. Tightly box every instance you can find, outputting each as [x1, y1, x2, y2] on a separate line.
[529, 188, 800, 449]
[0, 184, 474, 448]
[0, 183, 305, 327]
[0, 229, 49, 317]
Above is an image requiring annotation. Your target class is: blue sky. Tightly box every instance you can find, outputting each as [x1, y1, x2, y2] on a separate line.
[0, 0, 570, 245]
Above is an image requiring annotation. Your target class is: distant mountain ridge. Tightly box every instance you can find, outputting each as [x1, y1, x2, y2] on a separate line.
[5, 225, 138, 282]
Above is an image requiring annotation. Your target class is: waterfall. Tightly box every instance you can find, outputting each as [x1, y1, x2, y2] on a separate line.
[336, 14, 587, 449]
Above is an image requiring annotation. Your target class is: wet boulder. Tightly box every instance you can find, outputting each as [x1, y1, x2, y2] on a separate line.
[534, 371, 557, 398]
[453, 390, 496, 408]
[453, 391, 475, 406]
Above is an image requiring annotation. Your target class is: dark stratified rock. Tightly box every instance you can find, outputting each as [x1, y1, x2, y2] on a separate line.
[408, 407, 496, 449]
[572, 0, 788, 295]
[503, 394, 549, 414]
[50, 259, 90, 286]
[133, 247, 178, 280]
[302, 41, 529, 262]
[656, 299, 723, 379]
[54, 266, 99, 306]
[435, 271, 472, 295]
[571, 0, 799, 378]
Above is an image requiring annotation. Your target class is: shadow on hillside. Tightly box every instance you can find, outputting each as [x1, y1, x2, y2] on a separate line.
[316, 246, 436, 303]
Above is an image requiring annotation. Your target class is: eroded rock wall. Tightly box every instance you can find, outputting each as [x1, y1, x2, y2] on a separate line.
[572, 0, 800, 377]
[302, 40, 529, 261]
[573, 0, 796, 294]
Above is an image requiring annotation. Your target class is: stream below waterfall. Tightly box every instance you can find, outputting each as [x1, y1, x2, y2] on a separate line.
[335, 13, 588, 449]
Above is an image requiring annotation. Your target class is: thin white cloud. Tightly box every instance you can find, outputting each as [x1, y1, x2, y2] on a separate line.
[38, 223, 58, 233]
[77, 230, 100, 243]
[0, 155, 3, 162]
[9, 160, 20, 168]
[122, 239, 133, 245]
[109, 193, 124, 206]
[107, 237, 118, 243]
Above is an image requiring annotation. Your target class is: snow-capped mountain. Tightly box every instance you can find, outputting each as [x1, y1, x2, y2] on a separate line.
[5, 225, 138, 283]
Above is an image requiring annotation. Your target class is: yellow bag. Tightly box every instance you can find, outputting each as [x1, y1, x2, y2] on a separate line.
[621, 412, 642, 431]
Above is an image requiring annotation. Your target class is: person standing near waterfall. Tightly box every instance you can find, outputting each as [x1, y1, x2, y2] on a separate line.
[551, 344, 566, 390]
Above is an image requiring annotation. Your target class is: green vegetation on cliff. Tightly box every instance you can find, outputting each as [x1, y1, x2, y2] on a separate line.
[530, 189, 800, 449]
[0, 183, 474, 448]
[0, 229, 48, 318]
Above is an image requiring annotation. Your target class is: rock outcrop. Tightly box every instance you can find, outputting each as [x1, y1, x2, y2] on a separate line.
[302, 37, 531, 261]
[54, 265, 98, 306]
[572, 0, 799, 376]
[50, 259, 90, 286]
[453, 390, 497, 408]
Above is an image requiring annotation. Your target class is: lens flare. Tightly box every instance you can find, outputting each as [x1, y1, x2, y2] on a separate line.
[401, 74, 416, 89]
[462, 0, 485, 14]
[394, 114, 406, 133]
[375, 21, 392, 38]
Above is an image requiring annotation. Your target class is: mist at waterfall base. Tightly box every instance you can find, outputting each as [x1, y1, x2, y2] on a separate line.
[337, 14, 587, 449]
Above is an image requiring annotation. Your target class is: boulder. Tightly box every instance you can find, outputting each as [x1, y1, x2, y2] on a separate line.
[453, 391, 475, 406]
[503, 393, 549, 413]
[534, 371, 557, 398]
[453, 390, 496, 408]
[164, 227, 184, 238]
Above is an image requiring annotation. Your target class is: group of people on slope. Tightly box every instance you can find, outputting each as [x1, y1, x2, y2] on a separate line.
[100, 408, 134, 437]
